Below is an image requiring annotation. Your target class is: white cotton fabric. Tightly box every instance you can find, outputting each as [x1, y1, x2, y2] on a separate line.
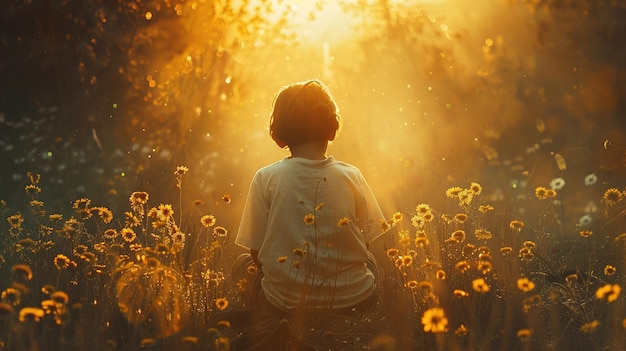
[235, 156, 384, 311]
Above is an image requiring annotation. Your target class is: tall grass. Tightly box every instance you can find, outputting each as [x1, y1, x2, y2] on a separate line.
[1, 143, 625, 351]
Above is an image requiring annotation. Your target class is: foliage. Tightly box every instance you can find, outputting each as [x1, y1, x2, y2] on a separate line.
[1, 137, 626, 350]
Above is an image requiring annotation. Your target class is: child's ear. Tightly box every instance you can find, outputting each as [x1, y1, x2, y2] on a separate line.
[327, 131, 336, 142]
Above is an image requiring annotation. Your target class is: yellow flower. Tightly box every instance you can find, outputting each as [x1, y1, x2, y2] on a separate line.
[595, 284, 621, 302]
[124, 212, 141, 227]
[604, 265, 617, 276]
[422, 212, 434, 222]
[580, 320, 599, 333]
[213, 226, 228, 238]
[11, 264, 33, 280]
[171, 230, 186, 245]
[201, 214, 217, 228]
[1, 288, 21, 305]
[579, 230, 593, 238]
[478, 204, 494, 213]
[535, 187, 549, 200]
[120, 228, 137, 243]
[603, 188, 623, 207]
[411, 215, 426, 228]
[129, 191, 149, 206]
[103, 228, 117, 239]
[147, 207, 158, 218]
[519, 247, 535, 261]
[421, 307, 448, 333]
[7, 214, 24, 229]
[451, 230, 466, 243]
[477, 261, 492, 274]
[455, 324, 468, 336]
[157, 204, 174, 221]
[18, 307, 45, 322]
[406, 280, 419, 289]
[474, 228, 492, 240]
[215, 320, 231, 329]
[391, 212, 403, 223]
[215, 297, 228, 311]
[276, 256, 287, 263]
[509, 220, 524, 231]
[399, 235, 411, 246]
[182, 336, 199, 345]
[435, 270, 446, 280]
[401, 256, 413, 267]
[517, 277, 535, 292]
[458, 190, 473, 205]
[453, 289, 469, 297]
[73, 197, 91, 210]
[415, 203, 431, 215]
[463, 243, 476, 257]
[174, 166, 189, 176]
[469, 182, 482, 195]
[303, 214, 315, 225]
[445, 187, 463, 198]
[441, 214, 454, 224]
[49, 213, 63, 221]
[472, 278, 490, 293]
[337, 217, 350, 226]
[478, 252, 492, 261]
[92, 207, 113, 224]
[455, 261, 470, 273]
[565, 273, 578, 284]
[386, 248, 399, 258]
[25, 184, 41, 196]
[454, 213, 468, 223]
[51, 291, 69, 305]
[53, 254, 71, 269]
[414, 235, 429, 247]
[516, 329, 532, 342]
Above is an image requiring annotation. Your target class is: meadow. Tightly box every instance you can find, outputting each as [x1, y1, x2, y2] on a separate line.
[1, 138, 626, 351]
[2, 0, 626, 350]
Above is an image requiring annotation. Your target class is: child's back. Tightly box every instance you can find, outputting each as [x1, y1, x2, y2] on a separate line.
[235, 80, 384, 312]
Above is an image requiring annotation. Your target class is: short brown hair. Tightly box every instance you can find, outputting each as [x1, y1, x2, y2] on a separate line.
[269, 80, 341, 149]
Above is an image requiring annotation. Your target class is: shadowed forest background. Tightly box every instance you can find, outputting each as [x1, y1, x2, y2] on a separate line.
[2, 0, 624, 227]
[1, 0, 626, 350]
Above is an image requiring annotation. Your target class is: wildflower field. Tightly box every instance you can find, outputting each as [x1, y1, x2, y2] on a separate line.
[2, 142, 626, 350]
[2, 0, 626, 350]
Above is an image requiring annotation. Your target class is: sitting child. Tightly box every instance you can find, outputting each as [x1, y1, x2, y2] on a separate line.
[234, 79, 385, 313]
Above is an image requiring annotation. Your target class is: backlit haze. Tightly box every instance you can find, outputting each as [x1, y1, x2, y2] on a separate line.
[1, 0, 624, 235]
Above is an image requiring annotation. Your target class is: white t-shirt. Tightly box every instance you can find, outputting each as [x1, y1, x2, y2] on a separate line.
[235, 156, 385, 310]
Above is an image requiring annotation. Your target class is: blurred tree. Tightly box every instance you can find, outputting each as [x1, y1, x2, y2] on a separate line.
[0, 0, 297, 212]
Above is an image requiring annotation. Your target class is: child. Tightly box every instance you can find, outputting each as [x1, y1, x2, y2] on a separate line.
[235, 80, 385, 313]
